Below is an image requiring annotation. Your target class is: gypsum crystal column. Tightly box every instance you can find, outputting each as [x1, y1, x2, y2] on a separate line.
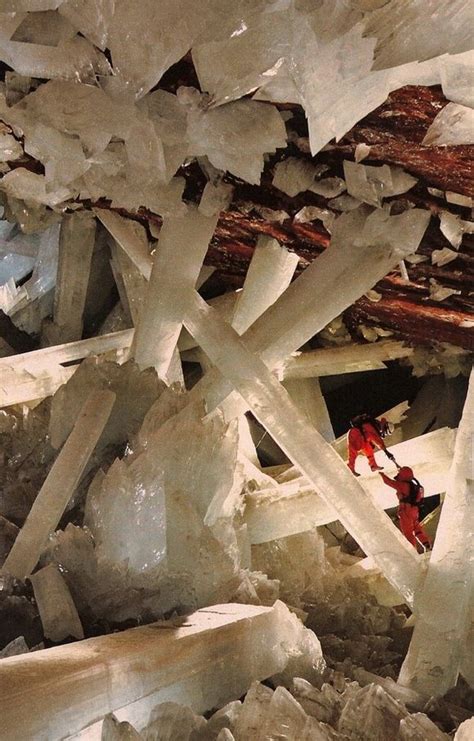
[132, 206, 218, 380]
[397, 368, 474, 696]
[231, 236, 299, 335]
[189, 206, 430, 418]
[49, 211, 96, 343]
[183, 291, 421, 606]
[2, 388, 115, 579]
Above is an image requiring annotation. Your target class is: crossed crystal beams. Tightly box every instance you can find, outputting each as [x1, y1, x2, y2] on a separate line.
[183, 291, 421, 606]
[398, 369, 473, 697]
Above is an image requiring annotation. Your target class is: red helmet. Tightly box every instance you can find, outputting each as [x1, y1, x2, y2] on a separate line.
[396, 466, 413, 481]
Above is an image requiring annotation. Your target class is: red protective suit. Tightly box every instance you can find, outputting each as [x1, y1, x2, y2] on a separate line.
[380, 471, 432, 550]
[348, 422, 386, 473]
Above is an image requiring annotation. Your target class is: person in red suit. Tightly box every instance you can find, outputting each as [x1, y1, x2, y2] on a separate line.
[379, 466, 432, 551]
[347, 414, 395, 475]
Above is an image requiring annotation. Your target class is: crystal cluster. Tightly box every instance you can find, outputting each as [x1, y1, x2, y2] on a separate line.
[0, 2, 472, 740]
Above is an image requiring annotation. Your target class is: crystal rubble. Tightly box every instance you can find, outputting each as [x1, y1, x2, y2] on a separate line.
[244, 427, 455, 545]
[342, 161, 417, 207]
[1, 388, 115, 580]
[191, 206, 430, 420]
[231, 236, 299, 336]
[183, 292, 421, 606]
[439, 211, 474, 250]
[0, 601, 324, 740]
[132, 206, 218, 381]
[44, 211, 96, 344]
[30, 563, 84, 642]
[398, 370, 474, 698]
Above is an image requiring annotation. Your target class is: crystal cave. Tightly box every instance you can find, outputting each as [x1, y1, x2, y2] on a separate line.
[0, 2, 472, 740]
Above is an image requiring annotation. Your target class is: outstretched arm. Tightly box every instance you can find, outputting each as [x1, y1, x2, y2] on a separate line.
[379, 472, 401, 490]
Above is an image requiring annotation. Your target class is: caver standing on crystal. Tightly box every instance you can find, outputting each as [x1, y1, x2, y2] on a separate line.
[378, 467, 433, 551]
[347, 413, 396, 475]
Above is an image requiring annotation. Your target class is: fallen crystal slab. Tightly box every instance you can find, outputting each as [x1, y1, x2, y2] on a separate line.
[0, 601, 323, 740]
[398, 370, 474, 697]
[1, 388, 115, 579]
[30, 563, 84, 642]
[183, 292, 421, 606]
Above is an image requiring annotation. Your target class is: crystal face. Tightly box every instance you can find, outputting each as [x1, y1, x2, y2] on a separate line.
[0, 2, 472, 739]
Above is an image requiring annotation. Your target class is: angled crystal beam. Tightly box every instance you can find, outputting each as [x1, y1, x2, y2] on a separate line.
[281, 340, 413, 380]
[398, 370, 474, 697]
[94, 209, 153, 279]
[0, 602, 316, 740]
[231, 236, 299, 335]
[1, 389, 115, 579]
[283, 378, 335, 442]
[133, 207, 218, 377]
[183, 292, 421, 605]
[0, 331, 132, 407]
[109, 241, 147, 325]
[245, 427, 455, 544]
[51, 211, 96, 343]
[30, 563, 84, 642]
[188, 208, 430, 417]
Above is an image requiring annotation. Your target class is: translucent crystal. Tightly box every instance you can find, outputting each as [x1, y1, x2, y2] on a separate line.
[422, 103, 474, 145]
[0, 132, 23, 161]
[398, 370, 474, 697]
[337, 683, 408, 739]
[184, 92, 287, 185]
[0, 601, 322, 739]
[439, 211, 474, 249]
[431, 248, 458, 267]
[102, 714, 142, 741]
[272, 157, 321, 197]
[455, 717, 474, 740]
[440, 51, 474, 107]
[59, 0, 114, 51]
[49, 358, 162, 453]
[283, 378, 335, 442]
[343, 161, 417, 207]
[30, 563, 84, 642]
[2, 389, 115, 579]
[399, 712, 450, 740]
[231, 236, 299, 336]
[95, 210, 152, 280]
[183, 292, 421, 605]
[141, 702, 206, 740]
[133, 206, 218, 378]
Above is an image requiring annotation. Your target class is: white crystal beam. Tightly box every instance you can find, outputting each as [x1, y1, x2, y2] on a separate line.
[283, 378, 335, 442]
[231, 236, 299, 335]
[245, 428, 455, 544]
[94, 209, 153, 279]
[0, 331, 132, 408]
[0, 602, 312, 740]
[51, 211, 96, 343]
[30, 564, 84, 642]
[281, 340, 413, 379]
[183, 292, 421, 605]
[132, 207, 218, 378]
[398, 370, 474, 696]
[188, 208, 430, 417]
[2, 389, 115, 579]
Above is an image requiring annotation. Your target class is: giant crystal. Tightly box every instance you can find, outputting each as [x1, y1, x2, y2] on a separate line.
[398, 369, 474, 697]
